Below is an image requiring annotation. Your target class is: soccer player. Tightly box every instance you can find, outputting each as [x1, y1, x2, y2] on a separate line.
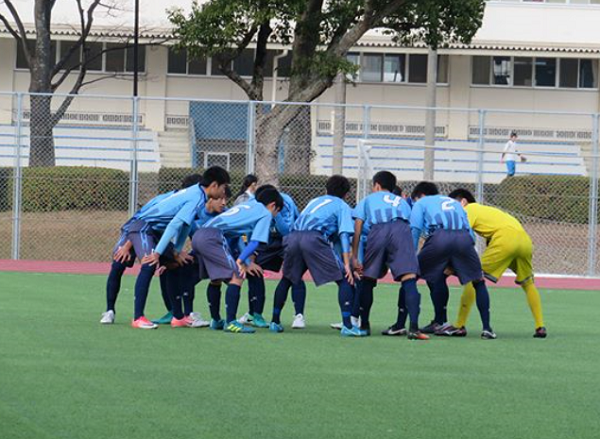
[242, 184, 307, 329]
[410, 182, 497, 339]
[100, 173, 204, 325]
[446, 188, 546, 338]
[274, 175, 363, 337]
[352, 171, 427, 340]
[191, 187, 283, 334]
[125, 166, 230, 329]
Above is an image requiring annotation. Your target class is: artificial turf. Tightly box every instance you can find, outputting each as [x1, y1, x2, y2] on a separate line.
[0, 271, 599, 439]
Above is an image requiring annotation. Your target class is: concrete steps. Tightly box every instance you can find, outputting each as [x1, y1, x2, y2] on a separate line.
[157, 130, 192, 168]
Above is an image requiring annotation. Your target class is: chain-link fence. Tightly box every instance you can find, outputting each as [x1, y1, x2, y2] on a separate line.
[0, 92, 598, 276]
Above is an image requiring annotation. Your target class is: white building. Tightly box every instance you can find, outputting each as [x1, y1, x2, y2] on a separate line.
[0, 0, 598, 178]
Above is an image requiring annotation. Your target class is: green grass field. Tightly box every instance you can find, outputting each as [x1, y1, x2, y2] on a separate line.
[1, 272, 599, 439]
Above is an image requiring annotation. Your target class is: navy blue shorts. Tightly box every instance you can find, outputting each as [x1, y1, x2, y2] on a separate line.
[112, 220, 159, 266]
[191, 227, 238, 282]
[282, 231, 344, 287]
[418, 229, 483, 285]
[363, 221, 420, 281]
[255, 235, 284, 272]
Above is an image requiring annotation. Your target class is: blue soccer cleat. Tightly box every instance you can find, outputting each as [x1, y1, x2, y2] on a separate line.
[225, 320, 256, 334]
[269, 322, 284, 333]
[210, 319, 225, 330]
[152, 311, 173, 325]
[252, 313, 269, 328]
[341, 325, 367, 337]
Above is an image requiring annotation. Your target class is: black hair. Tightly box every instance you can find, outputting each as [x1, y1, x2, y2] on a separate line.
[237, 174, 258, 198]
[326, 175, 351, 199]
[411, 181, 439, 199]
[254, 184, 277, 200]
[180, 173, 203, 189]
[202, 166, 231, 187]
[448, 188, 476, 204]
[392, 185, 403, 197]
[256, 187, 284, 210]
[372, 171, 397, 192]
[224, 186, 233, 199]
[510, 131, 518, 138]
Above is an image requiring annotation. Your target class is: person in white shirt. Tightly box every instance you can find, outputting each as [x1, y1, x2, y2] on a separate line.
[501, 131, 524, 177]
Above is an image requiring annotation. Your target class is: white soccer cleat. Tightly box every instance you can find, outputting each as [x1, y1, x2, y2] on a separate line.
[291, 313, 306, 329]
[188, 312, 210, 328]
[100, 310, 115, 324]
[330, 322, 343, 330]
[238, 313, 253, 325]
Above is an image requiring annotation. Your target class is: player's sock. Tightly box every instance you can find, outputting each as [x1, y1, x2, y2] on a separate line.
[206, 283, 222, 321]
[106, 260, 127, 312]
[473, 280, 492, 331]
[165, 268, 184, 320]
[402, 279, 421, 332]
[272, 277, 291, 324]
[225, 284, 242, 324]
[359, 278, 376, 327]
[159, 274, 172, 312]
[291, 281, 306, 315]
[181, 263, 196, 316]
[427, 280, 449, 324]
[134, 263, 155, 320]
[336, 279, 354, 329]
[352, 279, 363, 319]
[456, 283, 476, 328]
[522, 280, 545, 328]
[248, 275, 266, 315]
[395, 284, 408, 328]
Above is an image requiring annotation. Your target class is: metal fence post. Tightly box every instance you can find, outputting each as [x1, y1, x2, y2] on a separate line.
[587, 113, 599, 276]
[128, 96, 140, 217]
[360, 105, 371, 198]
[11, 92, 23, 260]
[476, 109, 486, 204]
[246, 100, 256, 174]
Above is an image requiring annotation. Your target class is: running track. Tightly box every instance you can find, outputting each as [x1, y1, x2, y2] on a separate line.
[0, 260, 597, 290]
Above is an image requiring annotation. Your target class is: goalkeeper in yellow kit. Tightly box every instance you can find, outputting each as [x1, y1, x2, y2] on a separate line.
[445, 189, 547, 338]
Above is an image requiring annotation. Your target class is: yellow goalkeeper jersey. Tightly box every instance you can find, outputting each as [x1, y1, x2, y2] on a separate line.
[463, 203, 526, 241]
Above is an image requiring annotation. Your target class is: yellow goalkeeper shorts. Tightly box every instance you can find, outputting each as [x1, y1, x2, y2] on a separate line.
[481, 231, 534, 285]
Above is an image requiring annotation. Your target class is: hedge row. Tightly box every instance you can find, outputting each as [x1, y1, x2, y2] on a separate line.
[0, 168, 597, 225]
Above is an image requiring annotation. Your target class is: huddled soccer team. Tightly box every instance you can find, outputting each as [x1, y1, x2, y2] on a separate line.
[100, 166, 547, 339]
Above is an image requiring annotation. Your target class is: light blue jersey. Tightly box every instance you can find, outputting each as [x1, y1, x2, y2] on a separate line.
[189, 207, 221, 237]
[138, 184, 207, 232]
[353, 191, 411, 235]
[294, 195, 354, 240]
[122, 191, 175, 232]
[273, 192, 300, 237]
[410, 195, 471, 235]
[203, 201, 272, 243]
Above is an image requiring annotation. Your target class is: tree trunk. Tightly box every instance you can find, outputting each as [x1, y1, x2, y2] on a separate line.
[28, 94, 56, 167]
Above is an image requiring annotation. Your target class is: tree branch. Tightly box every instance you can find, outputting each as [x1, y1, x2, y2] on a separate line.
[216, 57, 261, 101]
[3, 0, 33, 65]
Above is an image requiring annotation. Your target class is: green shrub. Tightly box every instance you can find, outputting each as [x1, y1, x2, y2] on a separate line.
[0, 167, 129, 212]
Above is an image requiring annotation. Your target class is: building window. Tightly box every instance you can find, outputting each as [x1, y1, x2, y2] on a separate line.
[346, 52, 360, 81]
[167, 48, 207, 75]
[408, 54, 428, 83]
[472, 56, 491, 85]
[559, 58, 578, 88]
[384, 54, 406, 82]
[234, 49, 255, 77]
[437, 55, 449, 83]
[535, 57, 557, 87]
[276, 51, 293, 78]
[16, 39, 57, 69]
[492, 56, 511, 85]
[362, 53, 383, 82]
[84, 43, 104, 72]
[514, 57, 533, 86]
[579, 59, 598, 88]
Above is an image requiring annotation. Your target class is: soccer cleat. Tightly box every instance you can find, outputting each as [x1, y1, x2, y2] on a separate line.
[381, 325, 408, 336]
[152, 311, 173, 325]
[534, 327, 547, 338]
[481, 329, 497, 340]
[341, 325, 368, 337]
[171, 316, 192, 328]
[435, 323, 457, 336]
[407, 331, 430, 341]
[359, 324, 372, 336]
[351, 316, 361, 328]
[238, 313, 253, 325]
[420, 321, 442, 334]
[292, 313, 306, 329]
[269, 322, 284, 333]
[445, 326, 468, 337]
[330, 322, 343, 331]
[251, 313, 269, 328]
[210, 319, 225, 330]
[131, 316, 158, 329]
[225, 320, 256, 334]
[100, 310, 115, 324]
[188, 315, 210, 328]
